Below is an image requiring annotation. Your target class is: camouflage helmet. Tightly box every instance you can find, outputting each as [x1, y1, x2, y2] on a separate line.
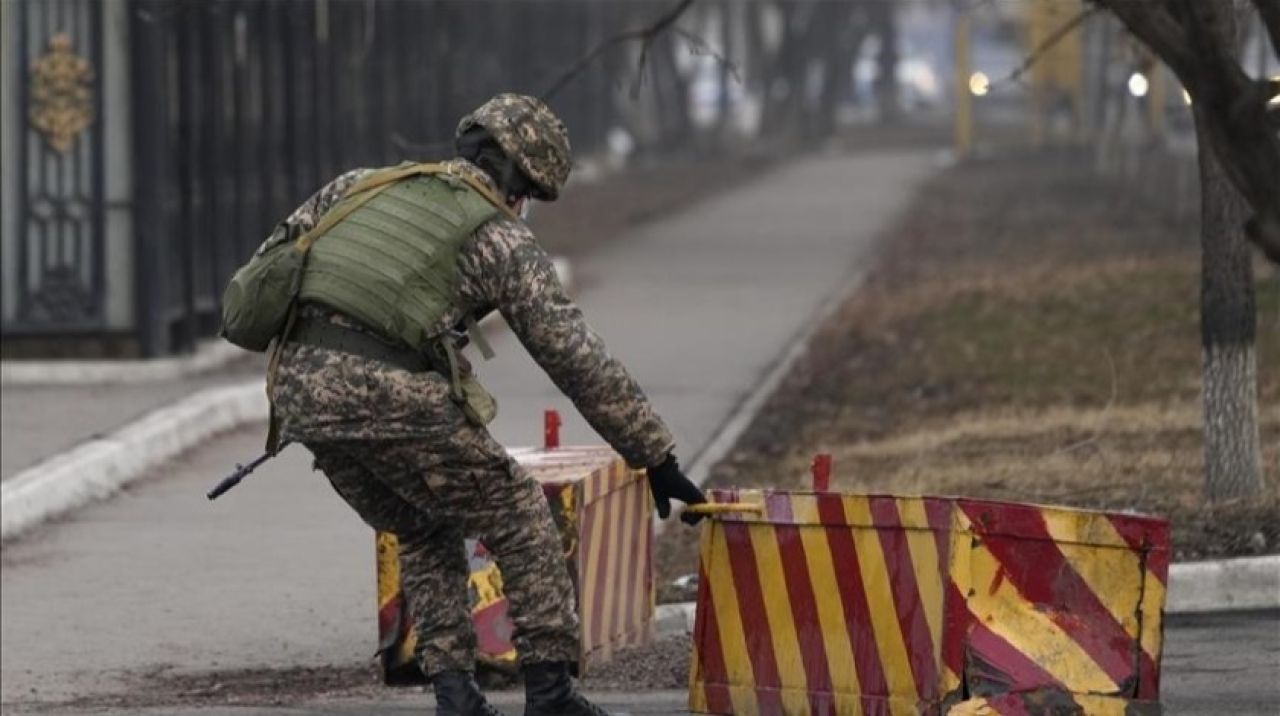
[456, 93, 572, 201]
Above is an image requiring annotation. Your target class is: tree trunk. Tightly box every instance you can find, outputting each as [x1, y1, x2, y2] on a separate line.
[1196, 108, 1264, 502]
[868, 0, 900, 124]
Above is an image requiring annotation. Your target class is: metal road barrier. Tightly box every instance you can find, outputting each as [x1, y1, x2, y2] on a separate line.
[376, 412, 654, 683]
[686, 459, 1169, 715]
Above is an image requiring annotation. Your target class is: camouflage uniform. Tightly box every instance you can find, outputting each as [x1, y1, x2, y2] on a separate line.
[268, 155, 674, 676]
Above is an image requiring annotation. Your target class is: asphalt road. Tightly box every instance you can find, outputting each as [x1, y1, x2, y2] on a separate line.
[4, 611, 1277, 713]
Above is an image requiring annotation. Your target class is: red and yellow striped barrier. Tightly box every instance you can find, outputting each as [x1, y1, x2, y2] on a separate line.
[688, 488, 1169, 715]
[377, 443, 654, 683]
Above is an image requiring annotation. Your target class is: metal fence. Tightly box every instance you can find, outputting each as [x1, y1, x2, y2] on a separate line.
[3, 0, 636, 357]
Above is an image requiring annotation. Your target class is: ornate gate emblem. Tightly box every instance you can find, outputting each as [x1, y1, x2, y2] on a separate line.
[28, 32, 95, 154]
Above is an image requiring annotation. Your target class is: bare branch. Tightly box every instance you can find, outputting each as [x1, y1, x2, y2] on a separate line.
[673, 26, 742, 85]
[995, 6, 1099, 88]
[540, 0, 697, 100]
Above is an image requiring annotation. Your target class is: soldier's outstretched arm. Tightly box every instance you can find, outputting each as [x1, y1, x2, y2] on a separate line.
[467, 218, 673, 466]
[464, 218, 708, 523]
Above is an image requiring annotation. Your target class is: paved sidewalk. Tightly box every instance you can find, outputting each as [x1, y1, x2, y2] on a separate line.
[0, 359, 260, 481]
[0, 149, 937, 711]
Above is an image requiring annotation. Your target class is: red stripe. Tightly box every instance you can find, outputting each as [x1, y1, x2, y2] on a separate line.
[941, 582, 969, 680]
[967, 620, 1065, 692]
[923, 498, 952, 564]
[1105, 513, 1170, 584]
[722, 523, 786, 714]
[818, 497, 890, 711]
[961, 501, 1154, 693]
[589, 484, 618, 648]
[378, 594, 405, 645]
[870, 497, 939, 701]
[774, 523, 836, 712]
[694, 562, 734, 713]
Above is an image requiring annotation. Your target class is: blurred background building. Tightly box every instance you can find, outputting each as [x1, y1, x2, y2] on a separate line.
[3, 0, 1275, 358]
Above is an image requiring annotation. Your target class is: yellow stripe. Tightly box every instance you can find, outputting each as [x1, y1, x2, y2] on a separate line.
[580, 472, 607, 650]
[376, 532, 401, 609]
[748, 521, 810, 714]
[966, 540, 1120, 693]
[844, 496, 918, 715]
[1138, 571, 1166, 669]
[1038, 507, 1132, 549]
[1073, 694, 1135, 716]
[631, 473, 651, 640]
[1042, 511, 1143, 642]
[792, 495, 863, 714]
[613, 469, 636, 650]
[706, 521, 758, 716]
[897, 498, 945, 678]
[942, 667, 962, 697]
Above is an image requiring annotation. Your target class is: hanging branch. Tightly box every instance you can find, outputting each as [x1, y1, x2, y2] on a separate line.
[674, 26, 742, 85]
[992, 6, 1099, 89]
[540, 0, 698, 100]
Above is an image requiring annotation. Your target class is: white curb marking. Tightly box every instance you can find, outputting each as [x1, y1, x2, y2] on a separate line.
[1, 380, 268, 541]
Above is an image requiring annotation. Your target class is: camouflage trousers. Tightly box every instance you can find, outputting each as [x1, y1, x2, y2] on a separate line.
[306, 431, 579, 677]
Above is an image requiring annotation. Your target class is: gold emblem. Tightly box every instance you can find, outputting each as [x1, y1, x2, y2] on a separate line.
[29, 33, 94, 154]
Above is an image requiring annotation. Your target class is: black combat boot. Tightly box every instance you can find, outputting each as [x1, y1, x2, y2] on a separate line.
[522, 661, 615, 716]
[431, 670, 503, 716]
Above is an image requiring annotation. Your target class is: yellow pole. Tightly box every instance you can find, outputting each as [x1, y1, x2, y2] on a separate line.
[954, 11, 973, 157]
[1147, 65, 1166, 137]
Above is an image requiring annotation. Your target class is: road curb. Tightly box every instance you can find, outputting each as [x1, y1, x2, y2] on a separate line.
[1165, 554, 1280, 613]
[0, 380, 268, 541]
[1, 340, 252, 386]
[653, 555, 1280, 634]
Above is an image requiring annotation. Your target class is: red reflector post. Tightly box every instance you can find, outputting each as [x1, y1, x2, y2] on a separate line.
[810, 453, 832, 492]
[544, 409, 561, 449]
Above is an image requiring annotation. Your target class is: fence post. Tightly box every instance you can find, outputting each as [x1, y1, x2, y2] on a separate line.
[129, 0, 173, 357]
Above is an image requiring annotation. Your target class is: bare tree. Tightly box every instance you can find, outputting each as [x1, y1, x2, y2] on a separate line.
[1193, 4, 1266, 501]
[1084, 0, 1271, 500]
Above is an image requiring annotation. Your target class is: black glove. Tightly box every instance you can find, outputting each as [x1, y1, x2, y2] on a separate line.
[646, 454, 708, 525]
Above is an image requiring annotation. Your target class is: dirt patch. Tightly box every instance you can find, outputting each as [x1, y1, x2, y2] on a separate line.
[582, 635, 693, 691]
[19, 636, 696, 711]
[17, 664, 386, 712]
[657, 152, 1280, 600]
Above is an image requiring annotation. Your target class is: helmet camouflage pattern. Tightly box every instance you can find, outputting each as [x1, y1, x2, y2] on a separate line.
[456, 93, 572, 201]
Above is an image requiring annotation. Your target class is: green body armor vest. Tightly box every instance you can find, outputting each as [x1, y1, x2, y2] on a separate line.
[221, 163, 512, 449]
[299, 173, 500, 351]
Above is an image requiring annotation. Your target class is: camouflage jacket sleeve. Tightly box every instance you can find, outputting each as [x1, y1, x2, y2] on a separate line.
[251, 168, 367, 256]
[459, 218, 676, 468]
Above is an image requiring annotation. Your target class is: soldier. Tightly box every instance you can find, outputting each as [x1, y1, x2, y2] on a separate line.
[265, 94, 707, 715]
